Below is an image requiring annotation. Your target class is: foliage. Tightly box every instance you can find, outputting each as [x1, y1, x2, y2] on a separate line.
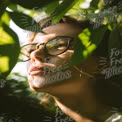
[0, 74, 74, 122]
[0, 0, 122, 78]
[0, 0, 122, 121]
[0, 77, 60, 122]
[0, 11, 20, 78]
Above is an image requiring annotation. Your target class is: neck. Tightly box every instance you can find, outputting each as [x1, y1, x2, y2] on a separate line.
[48, 75, 94, 121]
[53, 95, 113, 122]
[42, 67, 113, 121]
[54, 96, 94, 122]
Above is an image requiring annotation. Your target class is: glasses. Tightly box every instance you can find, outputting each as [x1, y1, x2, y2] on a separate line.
[19, 36, 74, 62]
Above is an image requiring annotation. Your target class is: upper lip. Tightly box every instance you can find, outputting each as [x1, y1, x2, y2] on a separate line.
[29, 66, 44, 75]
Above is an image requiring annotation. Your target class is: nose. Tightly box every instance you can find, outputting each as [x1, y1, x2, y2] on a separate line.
[30, 45, 46, 63]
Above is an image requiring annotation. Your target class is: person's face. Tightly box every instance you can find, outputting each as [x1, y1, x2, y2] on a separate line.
[26, 22, 82, 91]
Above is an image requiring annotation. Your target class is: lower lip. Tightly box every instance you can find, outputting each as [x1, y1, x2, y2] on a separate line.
[29, 70, 43, 75]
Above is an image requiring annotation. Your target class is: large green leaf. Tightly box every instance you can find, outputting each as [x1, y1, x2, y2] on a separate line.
[0, 23, 20, 78]
[0, 0, 10, 18]
[7, 11, 42, 32]
[9, 0, 58, 9]
[70, 25, 107, 66]
[43, 1, 59, 15]
[7, 3, 18, 12]
[51, 0, 80, 24]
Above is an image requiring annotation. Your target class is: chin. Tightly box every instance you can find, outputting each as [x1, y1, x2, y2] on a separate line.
[28, 75, 45, 90]
[28, 74, 56, 91]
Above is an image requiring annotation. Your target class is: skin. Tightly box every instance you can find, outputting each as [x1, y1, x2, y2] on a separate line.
[27, 22, 111, 122]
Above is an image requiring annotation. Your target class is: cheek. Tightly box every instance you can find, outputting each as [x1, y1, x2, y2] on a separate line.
[51, 50, 74, 66]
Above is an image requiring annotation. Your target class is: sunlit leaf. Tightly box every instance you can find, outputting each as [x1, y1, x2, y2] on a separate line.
[0, 56, 9, 73]
[7, 11, 42, 32]
[43, 1, 59, 15]
[0, 12, 10, 26]
[0, 23, 20, 78]
[67, 0, 86, 19]
[70, 25, 107, 66]
[0, 28, 14, 45]
[51, 0, 79, 24]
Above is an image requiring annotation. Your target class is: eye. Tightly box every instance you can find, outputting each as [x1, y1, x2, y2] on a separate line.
[56, 43, 67, 49]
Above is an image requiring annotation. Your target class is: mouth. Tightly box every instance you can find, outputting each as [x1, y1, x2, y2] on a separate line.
[29, 66, 44, 75]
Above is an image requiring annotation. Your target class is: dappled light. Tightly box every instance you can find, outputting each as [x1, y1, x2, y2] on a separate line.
[0, 0, 122, 122]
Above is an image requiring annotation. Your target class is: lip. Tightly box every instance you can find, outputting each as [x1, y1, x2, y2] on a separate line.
[29, 66, 44, 75]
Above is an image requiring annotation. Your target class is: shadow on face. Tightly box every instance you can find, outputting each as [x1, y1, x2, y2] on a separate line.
[26, 22, 86, 92]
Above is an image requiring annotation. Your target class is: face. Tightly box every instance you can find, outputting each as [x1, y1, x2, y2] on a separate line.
[25, 22, 82, 92]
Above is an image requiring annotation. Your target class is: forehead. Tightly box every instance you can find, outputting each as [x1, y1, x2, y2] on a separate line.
[43, 23, 82, 37]
[30, 22, 82, 43]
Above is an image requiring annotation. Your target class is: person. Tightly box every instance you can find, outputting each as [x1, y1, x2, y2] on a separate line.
[20, 16, 122, 122]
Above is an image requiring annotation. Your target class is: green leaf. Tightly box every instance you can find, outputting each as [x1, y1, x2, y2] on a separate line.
[0, 12, 10, 26]
[9, 0, 58, 9]
[7, 11, 42, 32]
[0, 23, 20, 78]
[51, 0, 79, 24]
[7, 3, 18, 11]
[0, 0, 10, 18]
[43, 1, 59, 15]
[70, 25, 107, 66]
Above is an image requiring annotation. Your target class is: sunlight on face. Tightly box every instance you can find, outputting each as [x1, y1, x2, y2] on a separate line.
[27, 22, 82, 91]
